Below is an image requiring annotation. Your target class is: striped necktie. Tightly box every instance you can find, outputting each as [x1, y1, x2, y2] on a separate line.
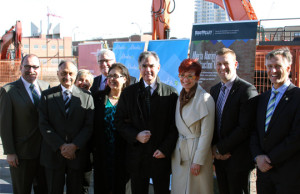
[64, 90, 71, 114]
[216, 85, 226, 135]
[29, 84, 39, 107]
[265, 90, 278, 131]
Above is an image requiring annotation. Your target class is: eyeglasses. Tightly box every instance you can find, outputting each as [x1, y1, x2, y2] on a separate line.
[23, 65, 40, 70]
[107, 74, 124, 79]
[178, 74, 196, 80]
[98, 59, 113, 64]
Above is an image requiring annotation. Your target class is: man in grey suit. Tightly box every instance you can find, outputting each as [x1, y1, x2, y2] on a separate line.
[39, 60, 94, 194]
[0, 54, 49, 194]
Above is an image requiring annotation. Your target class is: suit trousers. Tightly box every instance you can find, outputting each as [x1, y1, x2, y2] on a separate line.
[131, 173, 170, 194]
[9, 158, 47, 194]
[257, 168, 300, 194]
[215, 162, 250, 194]
[45, 166, 83, 194]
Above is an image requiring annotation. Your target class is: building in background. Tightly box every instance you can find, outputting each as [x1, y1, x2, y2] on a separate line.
[194, 0, 229, 23]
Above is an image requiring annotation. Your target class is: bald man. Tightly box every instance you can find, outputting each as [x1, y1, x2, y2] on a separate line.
[39, 61, 94, 194]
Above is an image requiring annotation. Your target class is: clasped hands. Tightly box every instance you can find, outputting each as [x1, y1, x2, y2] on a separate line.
[136, 130, 165, 159]
[256, 155, 273, 172]
[212, 145, 231, 160]
[60, 143, 77, 160]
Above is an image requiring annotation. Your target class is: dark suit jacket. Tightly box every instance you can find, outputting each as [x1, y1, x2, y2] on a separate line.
[210, 76, 258, 172]
[115, 77, 178, 177]
[0, 78, 50, 159]
[91, 74, 137, 95]
[39, 85, 94, 170]
[250, 84, 300, 180]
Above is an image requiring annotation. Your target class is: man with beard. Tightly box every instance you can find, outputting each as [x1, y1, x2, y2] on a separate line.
[115, 51, 178, 194]
[250, 48, 300, 194]
[0, 54, 49, 194]
[39, 61, 94, 194]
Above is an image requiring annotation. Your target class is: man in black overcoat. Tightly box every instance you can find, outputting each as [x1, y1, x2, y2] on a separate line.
[115, 51, 178, 194]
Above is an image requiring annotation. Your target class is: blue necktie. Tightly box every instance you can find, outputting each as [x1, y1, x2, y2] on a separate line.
[265, 90, 278, 131]
[216, 85, 226, 134]
[29, 84, 39, 107]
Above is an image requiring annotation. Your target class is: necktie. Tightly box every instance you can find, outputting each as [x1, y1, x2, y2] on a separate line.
[104, 78, 107, 88]
[29, 84, 39, 107]
[265, 90, 278, 131]
[216, 85, 226, 135]
[64, 90, 71, 114]
[145, 86, 151, 115]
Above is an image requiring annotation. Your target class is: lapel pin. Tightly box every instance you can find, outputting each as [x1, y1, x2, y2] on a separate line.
[285, 97, 289, 101]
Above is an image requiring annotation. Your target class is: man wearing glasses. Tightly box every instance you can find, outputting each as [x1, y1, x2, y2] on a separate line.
[90, 49, 137, 95]
[0, 54, 49, 194]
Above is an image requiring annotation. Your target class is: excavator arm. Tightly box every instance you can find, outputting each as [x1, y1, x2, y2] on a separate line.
[152, 0, 174, 40]
[205, 0, 257, 21]
[0, 21, 22, 60]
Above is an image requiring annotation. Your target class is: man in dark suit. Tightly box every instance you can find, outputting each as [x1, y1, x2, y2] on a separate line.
[0, 54, 49, 194]
[210, 48, 258, 194]
[250, 48, 300, 194]
[90, 49, 137, 95]
[39, 61, 94, 194]
[115, 51, 178, 194]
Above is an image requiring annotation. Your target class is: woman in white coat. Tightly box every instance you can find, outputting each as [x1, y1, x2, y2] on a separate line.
[171, 59, 215, 194]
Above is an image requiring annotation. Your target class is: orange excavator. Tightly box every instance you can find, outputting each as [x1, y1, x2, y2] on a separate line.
[205, 0, 257, 21]
[0, 21, 22, 60]
[151, 0, 257, 40]
[152, 0, 174, 40]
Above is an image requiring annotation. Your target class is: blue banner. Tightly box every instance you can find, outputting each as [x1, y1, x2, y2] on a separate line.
[148, 39, 190, 92]
[113, 42, 145, 79]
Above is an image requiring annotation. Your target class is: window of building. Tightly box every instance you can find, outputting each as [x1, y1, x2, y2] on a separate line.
[23, 44, 29, 49]
[214, 4, 219, 9]
[34, 45, 39, 49]
[51, 45, 56, 50]
[41, 59, 47, 65]
[51, 59, 58, 64]
[59, 45, 64, 50]
[42, 45, 47, 49]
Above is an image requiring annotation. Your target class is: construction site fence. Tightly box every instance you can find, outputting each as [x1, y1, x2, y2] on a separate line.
[0, 57, 78, 88]
[1, 53, 300, 94]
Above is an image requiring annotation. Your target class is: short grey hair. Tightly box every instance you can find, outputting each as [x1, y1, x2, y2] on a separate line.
[75, 69, 94, 86]
[97, 49, 116, 60]
[138, 51, 160, 65]
[266, 47, 293, 65]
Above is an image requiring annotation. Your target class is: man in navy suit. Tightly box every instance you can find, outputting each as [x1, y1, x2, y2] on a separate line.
[250, 48, 300, 194]
[210, 48, 258, 194]
[90, 49, 137, 95]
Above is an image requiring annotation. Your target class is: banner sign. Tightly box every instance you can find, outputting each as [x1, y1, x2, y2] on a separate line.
[190, 21, 258, 92]
[113, 42, 146, 79]
[78, 43, 102, 76]
[148, 39, 190, 92]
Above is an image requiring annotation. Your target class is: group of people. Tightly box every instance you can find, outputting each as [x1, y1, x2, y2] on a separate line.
[0, 46, 300, 194]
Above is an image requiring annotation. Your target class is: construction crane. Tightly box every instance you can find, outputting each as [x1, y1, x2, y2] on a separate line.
[0, 21, 22, 60]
